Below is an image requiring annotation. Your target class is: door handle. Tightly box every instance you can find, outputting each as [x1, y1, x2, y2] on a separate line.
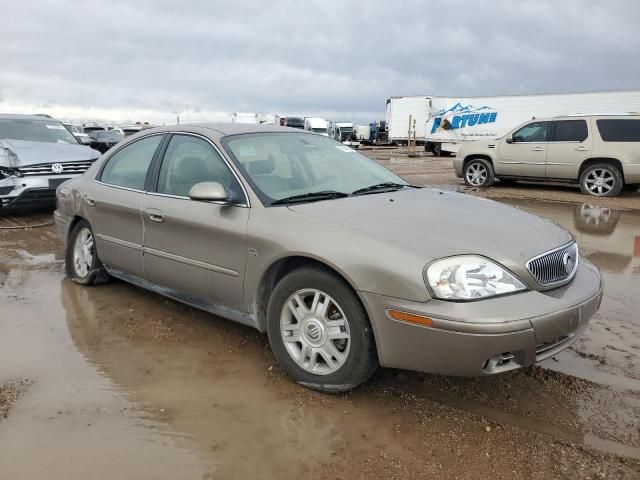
[146, 209, 165, 223]
[575, 146, 588, 151]
[532, 147, 545, 152]
[85, 197, 96, 207]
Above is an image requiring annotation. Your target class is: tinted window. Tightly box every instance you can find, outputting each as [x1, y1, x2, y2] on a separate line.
[512, 122, 550, 143]
[157, 135, 242, 200]
[596, 119, 640, 142]
[100, 135, 162, 190]
[552, 120, 588, 142]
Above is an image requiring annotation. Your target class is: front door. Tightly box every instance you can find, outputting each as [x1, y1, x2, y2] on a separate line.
[141, 134, 250, 312]
[87, 134, 164, 278]
[496, 121, 550, 178]
[545, 119, 592, 179]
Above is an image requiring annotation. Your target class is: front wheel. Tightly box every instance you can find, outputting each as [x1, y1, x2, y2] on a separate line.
[463, 158, 495, 187]
[266, 266, 378, 392]
[66, 220, 110, 285]
[579, 164, 623, 197]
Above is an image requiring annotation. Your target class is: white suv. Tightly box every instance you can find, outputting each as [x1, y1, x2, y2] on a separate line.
[454, 114, 640, 197]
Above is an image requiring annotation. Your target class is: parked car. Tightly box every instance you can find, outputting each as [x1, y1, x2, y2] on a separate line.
[64, 123, 92, 145]
[88, 130, 125, 153]
[283, 117, 304, 129]
[0, 114, 100, 210]
[455, 114, 640, 197]
[54, 124, 602, 391]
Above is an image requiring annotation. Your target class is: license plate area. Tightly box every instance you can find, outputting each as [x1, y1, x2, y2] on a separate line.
[49, 177, 71, 189]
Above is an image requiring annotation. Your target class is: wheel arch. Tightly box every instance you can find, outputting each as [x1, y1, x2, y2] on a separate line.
[254, 255, 370, 334]
[578, 157, 625, 179]
[463, 154, 495, 171]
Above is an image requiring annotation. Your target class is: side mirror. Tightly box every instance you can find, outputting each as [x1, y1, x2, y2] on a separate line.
[188, 182, 229, 203]
[505, 136, 513, 144]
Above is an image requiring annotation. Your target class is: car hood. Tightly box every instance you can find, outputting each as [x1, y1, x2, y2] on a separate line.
[0, 139, 101, 168]
[288, 188, 573, 265]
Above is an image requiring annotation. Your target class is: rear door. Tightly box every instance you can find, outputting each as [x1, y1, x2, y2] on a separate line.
[546, 119, 591, 179]
[86, 134, 164, 278]
[496, 121, 550, 177]
[141, 133, 250, 312]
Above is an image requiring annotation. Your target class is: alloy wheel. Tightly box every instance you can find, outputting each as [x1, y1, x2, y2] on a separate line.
[73, 227, 94, 278]
[280, 288, 351, 375]
[466, 163, 488, 186]
[585, 168, 615, 196]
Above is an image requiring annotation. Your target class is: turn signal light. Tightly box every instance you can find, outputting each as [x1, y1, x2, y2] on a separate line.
[386, 309, 433, 327]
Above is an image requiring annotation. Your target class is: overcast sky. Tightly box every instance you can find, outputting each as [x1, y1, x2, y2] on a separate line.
[1, 0, 639, 125]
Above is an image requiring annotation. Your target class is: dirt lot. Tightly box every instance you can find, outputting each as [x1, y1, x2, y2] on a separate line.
[1, 151, 639, 479]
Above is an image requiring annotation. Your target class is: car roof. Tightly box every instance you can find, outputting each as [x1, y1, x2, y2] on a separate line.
[529, 113, 640, 122]
[135, 123, 310, 140]
[0, 113, 62, 121]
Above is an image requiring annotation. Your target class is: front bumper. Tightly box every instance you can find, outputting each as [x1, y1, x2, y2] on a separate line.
[359, 258, 603, 376]
[452, 157, 463, 177]
[0, 175, 73, 210]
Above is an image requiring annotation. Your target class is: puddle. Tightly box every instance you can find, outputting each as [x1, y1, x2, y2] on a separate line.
[1, 210, 639, 478]
[499, 199, 640, 387]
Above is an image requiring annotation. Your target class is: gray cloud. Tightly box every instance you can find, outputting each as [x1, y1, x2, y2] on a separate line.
[1, 0, 639, 123]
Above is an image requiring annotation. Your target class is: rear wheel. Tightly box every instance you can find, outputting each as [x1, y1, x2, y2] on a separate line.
[463, 158, 495, 187]
[266, 266, 378, 392]
[66, 220, 109, 285]
[579, 164, 623, 197]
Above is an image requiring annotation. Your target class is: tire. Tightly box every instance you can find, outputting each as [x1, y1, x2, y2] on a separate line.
[266, 266, 378, 392]
[579, 163, 623, 197]
[463, 158, 495, 187]
[433, 143, 442, 157]
[65, 219, 110, 285]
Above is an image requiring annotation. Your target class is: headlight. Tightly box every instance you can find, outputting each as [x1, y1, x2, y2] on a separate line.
[426, 255, 526, 301]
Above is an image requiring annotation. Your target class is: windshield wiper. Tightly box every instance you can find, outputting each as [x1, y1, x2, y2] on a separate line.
[352, 182, 418, 195]
[270, 190, 349, 205]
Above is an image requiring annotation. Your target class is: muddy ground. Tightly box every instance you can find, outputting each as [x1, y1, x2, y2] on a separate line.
[1, 152, 639, 479]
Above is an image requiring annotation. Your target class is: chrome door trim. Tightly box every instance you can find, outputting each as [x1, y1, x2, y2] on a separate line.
[96, 233, 142, 251]
[143, 246, 239, 277]
[94, 180, 146, 194]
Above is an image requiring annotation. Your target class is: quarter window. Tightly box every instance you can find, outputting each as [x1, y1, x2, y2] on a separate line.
[99, 135, 162, 190]
[157, 135, 242, 200]
[596, 119, 640, 142]
[512, 122, 550, 143]
[552, 120, 588, 142]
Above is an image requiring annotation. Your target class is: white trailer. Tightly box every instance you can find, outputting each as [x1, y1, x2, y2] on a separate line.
[386, 90, 640, 155]
[354, 125, 370, 142]
[304, 117, 329, 136]
[231, 112, 258, 124]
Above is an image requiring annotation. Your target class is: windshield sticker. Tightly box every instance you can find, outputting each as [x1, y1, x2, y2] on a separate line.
[336, 145, 355, 153]
[46, 124, 65, 130]
[238, 145, 256, 157]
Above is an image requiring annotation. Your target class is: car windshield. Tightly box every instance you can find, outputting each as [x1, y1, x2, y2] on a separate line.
[94, 131, 124, 141]
[223, 132, 407, 204]
[0, 119, 79, 144]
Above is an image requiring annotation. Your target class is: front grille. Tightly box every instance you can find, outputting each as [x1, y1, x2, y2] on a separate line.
[17, 160, 95, 176]
[526, 242, 578, 286]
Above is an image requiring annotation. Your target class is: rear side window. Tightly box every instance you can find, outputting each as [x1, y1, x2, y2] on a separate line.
[552, 120, 588, 142]
[596, 119, 640, 142]
[99, 135, 162, 190]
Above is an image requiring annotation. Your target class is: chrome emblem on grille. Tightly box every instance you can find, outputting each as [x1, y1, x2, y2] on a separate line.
[562, 251, 575, 275]
[51, 163, 64, 174]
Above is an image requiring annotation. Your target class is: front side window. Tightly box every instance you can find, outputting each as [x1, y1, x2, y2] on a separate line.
[99, 135, 162, 190]
[223, 133, 405, 204]
[0, 119, 79, 144]
[157, 135, 242, 200]
[596, 119, 640, 142]
[512, 122, 550, 143]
